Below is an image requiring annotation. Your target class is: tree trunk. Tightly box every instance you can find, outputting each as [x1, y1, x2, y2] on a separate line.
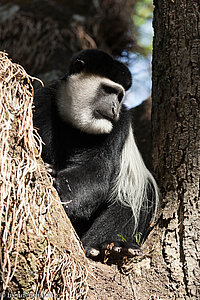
[152, 0, 200, 298]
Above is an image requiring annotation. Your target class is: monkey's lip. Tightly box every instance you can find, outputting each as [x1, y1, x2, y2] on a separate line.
[94, 110, 118, 122]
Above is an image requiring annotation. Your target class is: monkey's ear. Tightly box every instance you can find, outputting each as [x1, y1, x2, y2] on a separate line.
[62, 59, 85, 79]
[72, 59, 85, 74]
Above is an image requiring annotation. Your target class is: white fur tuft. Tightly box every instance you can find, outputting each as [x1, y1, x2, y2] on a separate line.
[108, 125, 159, 233]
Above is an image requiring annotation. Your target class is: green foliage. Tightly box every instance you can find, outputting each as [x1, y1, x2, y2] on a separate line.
[117, 232, 142, 245]
[134, 232, 143, 245]
[117, 234, 127, 242]
[133, 0, 153, 56]
[134, 0, 153, 26]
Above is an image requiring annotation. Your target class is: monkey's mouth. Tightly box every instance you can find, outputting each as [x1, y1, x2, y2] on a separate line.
[94, 110, 118, 122]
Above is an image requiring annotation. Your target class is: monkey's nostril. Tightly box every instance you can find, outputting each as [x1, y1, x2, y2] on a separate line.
[112, 105, 119, 121]
[112, 102, 117, 115]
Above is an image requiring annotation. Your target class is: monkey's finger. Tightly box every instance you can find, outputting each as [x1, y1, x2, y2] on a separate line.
[121, 247, 142, 257]
[86, 248, 100, 257]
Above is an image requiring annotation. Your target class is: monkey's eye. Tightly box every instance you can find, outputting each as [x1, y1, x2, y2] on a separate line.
[102, 84, 119, 95]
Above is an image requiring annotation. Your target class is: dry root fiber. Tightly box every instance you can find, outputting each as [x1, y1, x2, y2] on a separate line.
[0, 52, 88, 299]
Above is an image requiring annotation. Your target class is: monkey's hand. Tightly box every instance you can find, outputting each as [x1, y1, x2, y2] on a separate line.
[81, 202, 143, 262]
[84, 240, 142, 262]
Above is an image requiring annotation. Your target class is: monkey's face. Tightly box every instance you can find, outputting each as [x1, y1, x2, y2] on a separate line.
[57, 72, 125, 134]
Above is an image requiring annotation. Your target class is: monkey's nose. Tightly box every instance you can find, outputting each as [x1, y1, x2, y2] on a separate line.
[94, 95, 120, 122]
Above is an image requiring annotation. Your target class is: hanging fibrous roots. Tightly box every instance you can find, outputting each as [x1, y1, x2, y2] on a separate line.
[0, 52, 89, 299]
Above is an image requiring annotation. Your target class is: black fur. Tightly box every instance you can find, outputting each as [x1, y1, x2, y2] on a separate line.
[64, 49, 132, 90]
[33, 50, 154, 260]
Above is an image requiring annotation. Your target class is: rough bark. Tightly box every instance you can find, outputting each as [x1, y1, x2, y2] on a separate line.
[152, 0, 200, 298]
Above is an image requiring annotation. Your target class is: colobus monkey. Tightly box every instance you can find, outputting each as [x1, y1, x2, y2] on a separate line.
[33, 49, 159, 259]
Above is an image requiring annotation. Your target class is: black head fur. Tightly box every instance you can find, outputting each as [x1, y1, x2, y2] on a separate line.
[64, 49, 132, 91]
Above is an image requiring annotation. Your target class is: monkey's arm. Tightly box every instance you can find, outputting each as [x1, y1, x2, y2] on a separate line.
[33, 84, 58, 166]
[81, 202, 142, 258]
[55, 162, 111, 236]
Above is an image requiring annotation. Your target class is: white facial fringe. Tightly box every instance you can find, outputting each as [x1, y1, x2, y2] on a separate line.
[108, 125, 159, 233]
[58, 74, 124, 134]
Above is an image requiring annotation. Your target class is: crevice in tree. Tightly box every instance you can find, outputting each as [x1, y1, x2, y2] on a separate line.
[177, 193, 189, 297]
[158, 213, 172, 229]
[158, 212, 179, 289]
[161, 227, 178, 287]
